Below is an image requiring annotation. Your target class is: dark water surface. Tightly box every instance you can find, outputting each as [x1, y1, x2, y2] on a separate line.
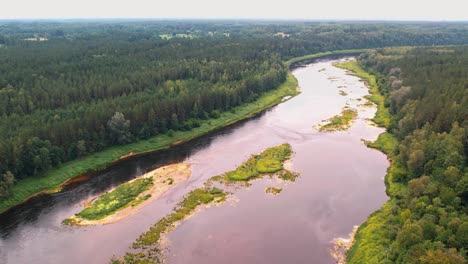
[0, 58, 389, 264]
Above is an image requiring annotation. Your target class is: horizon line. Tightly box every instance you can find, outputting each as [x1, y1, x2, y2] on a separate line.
[0, 17, 468, 23]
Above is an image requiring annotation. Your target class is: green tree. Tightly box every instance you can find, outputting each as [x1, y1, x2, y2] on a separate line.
[107, 112, 132, 144]
[0, 171, 15, 198]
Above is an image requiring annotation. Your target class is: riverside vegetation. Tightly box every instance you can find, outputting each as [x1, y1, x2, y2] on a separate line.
[2, 21, 468, 213]
[113, 144, 298, 263]
[319, 108, 358, 131]
[344, 47, 468, 263]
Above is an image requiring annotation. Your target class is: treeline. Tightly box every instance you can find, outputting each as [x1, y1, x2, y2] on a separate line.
[1, 21, 468, 199]
[0, 38, 286, 193]
[352, 47, 467, 263]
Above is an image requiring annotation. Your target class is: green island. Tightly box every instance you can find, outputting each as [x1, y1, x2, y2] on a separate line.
[217, 143, 294, 182]
[319, 108, 358, 131]
[344, 47, 467, 263]
[265, 186, 283, 195]
[113, 187, 227, 264]
[113, 144, 298, 263]
[64, 177, 153, 225]
[64, 163, 191, 226]
[339, 90, 348, 96]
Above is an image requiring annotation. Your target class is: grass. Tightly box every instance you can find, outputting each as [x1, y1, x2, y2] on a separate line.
[130, 194, 152, 207]
[339, 90, 348, 96]
[113, 187, 226, 264]
[365, 132, 398, 156]
[347, 200, 396, 264]
[265, 187, 282, 195]
[277, 170, 300, 182]
[320, 108, 358, 131]
[74, 177, 153, 220]
[221, 144, 292, 181]
[347, 137, 399, 263]
[0, 72, 298, 214]
[133, 187, 226, 248]
[334, 61, 391, 128]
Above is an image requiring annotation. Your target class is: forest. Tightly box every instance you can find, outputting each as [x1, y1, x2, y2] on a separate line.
[347, 46, 468, 263]
[1, 20, 468, 204]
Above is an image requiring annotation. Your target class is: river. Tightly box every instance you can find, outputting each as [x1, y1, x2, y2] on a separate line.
[0, 57, 389, 264]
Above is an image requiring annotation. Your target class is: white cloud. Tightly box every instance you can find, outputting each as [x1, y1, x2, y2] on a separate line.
[1, 0, 467, 20]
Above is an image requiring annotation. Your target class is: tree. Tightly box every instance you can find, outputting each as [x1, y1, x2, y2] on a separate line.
[76, 140, 87, 157]
[456, 222, 468, 248]
[419, 249, 465, 264]
[107, 112, 132, 144]
[396, 223, 423, 249]
[0, 171, 15, 198]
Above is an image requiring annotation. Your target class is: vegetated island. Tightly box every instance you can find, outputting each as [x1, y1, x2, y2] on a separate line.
[113, 143, 299, 264]
[210, 143, 299, 183]
[319, 107, 358, 131]
[265, 186, 283, 195]
[64, 163, 191, 226]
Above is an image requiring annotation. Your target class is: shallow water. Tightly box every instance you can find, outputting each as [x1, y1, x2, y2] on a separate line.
[0, 58, 388, 264]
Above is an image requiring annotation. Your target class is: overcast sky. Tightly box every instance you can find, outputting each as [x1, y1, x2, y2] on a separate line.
[1, 0, 467, 20]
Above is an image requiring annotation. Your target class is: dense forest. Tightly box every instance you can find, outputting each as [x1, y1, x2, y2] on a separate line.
[348, 46, 468, 263]
[1, 21, 468, 201]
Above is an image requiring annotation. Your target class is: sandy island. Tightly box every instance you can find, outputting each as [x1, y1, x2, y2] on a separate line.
[67, 163, 191, 226]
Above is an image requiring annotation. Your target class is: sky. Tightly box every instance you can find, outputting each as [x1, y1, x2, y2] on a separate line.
[1, 0, 467, 20]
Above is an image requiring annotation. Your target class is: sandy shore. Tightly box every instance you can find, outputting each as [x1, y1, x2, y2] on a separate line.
[330, 225, 359, 263]
[67, 163, 191, 226]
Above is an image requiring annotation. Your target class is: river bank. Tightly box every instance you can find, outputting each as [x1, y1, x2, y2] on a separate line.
[0, 49, 368, 215]
[0, 74, 298, 214]
[0, 56, 390, 264]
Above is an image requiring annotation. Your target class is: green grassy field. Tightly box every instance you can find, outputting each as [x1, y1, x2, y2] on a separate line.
[0, 72, 298, 214]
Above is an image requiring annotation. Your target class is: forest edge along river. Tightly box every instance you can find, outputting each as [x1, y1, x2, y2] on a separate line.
[0, 55, 389, 264]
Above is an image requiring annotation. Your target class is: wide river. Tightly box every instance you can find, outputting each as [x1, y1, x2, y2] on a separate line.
[0, 57, 389, 264]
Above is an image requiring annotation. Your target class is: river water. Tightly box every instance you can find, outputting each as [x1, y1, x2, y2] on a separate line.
[0, 57, 389, 264]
